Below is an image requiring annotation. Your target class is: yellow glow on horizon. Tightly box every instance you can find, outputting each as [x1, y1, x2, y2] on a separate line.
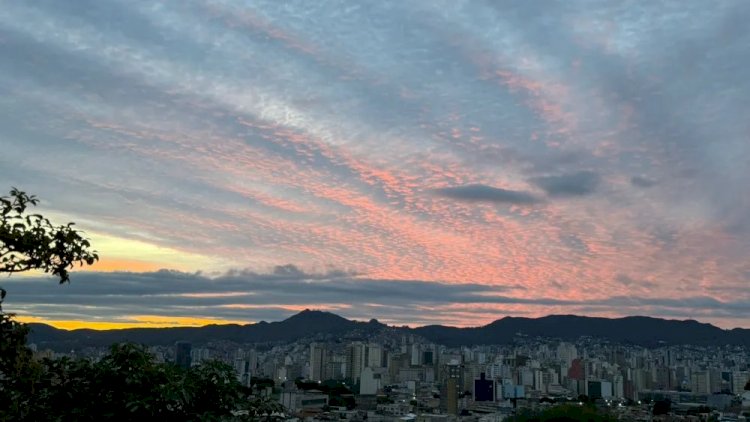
[87, 258, 164, 272]
[29, 208, 231, 273]
[82, 232, 227, 272]
[7, 230, 228, 277]
[17, 315, 251, 330]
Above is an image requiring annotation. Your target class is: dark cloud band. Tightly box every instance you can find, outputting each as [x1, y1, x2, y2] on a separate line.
[432, 184, 539, 204]
[4, 267, 750, 328]
[530, 171, 600, 197]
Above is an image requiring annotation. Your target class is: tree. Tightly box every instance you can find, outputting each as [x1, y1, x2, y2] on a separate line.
[0, 184, 99, 312]
[0, 189, 285, 420]
[1, 187, 99, 419]
[0, 308, 39, 418]
[4, 342, 276, 421]
[1, 187, 98, 303]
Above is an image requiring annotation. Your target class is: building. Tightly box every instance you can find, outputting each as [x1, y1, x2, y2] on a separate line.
[441, 378, 458, 415]
[655, 366, 673, 390]
[474, 373, 495, 402]
[234, 359, 253, 387]
[191, 347, 210, 365]
[568, 358, 584, 381]
[411, 344, 421, 366]
[613, 375, 624, 398]
[499, 381, 524, 400]
[588, 380, 612, 399]
[233, 348, 257, 386]
[423, 350, 434, 366]
[175, 341, 191, 369]
[346, 342, 367, 383]
[367, 343, 385, 368]
[360, 367, 381, 395]
[732, 371, 749, 394]
[309, 343, 328, 381]
[691, 370, 711, 394]
[280, 384, 329, 414]
[557, 343, 578, 370]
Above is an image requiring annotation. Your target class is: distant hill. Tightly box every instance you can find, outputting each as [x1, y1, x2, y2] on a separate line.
[411, 315, 749, 347]
[27, 309, 385, 351]
[26, 311, 750, 351]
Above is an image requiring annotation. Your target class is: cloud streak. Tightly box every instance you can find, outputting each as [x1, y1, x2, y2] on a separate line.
[432, 184, 539, 204]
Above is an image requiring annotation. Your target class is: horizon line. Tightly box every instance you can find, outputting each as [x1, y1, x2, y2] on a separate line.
[18, 310, 732, 332]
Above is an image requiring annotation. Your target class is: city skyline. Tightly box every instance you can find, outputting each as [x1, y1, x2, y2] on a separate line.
[2, 1, 750, 329]
[25, 311, 750, 418]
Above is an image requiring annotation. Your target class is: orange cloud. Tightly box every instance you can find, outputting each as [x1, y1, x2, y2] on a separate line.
[88, 258, 163, 273]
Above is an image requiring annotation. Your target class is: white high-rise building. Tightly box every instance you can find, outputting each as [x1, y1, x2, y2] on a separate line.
[367, 343, 384, 368]
[360, 367, 381, 395]
[487, 363, 503, 380]
[233, 348, 257, 387]
[347, 342, 367, 383]
[191, 347, 210, 365]
[411, 344, 421, 366]
[310, 343, 328, 381]
[557, 343, 578, 370]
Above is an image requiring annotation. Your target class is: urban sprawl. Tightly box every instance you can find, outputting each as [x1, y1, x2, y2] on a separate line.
[30, 330, 750, 421]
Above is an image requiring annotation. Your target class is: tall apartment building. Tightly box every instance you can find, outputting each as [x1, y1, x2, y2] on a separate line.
[691, 370, 711, 394]
[440, 378, 458, 415]
[234, 349, 258, 387]
[347, 342, 366, 383]
[474, 373, 495, 402]
[367, 343, 385, 368]
[175, 341, 192, 369]
[309, 343, 328, 381]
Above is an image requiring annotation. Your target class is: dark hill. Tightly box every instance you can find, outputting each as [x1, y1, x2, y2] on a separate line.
[412, 315, 731, 347]
[26, 311, 750, 351]
[27, 309, 383, 351]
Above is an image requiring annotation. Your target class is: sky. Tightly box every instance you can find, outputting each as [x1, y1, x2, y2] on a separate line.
[1, 0, 750, 330]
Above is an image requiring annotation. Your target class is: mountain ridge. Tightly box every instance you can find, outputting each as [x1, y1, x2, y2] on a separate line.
[26, 310, 750, 350]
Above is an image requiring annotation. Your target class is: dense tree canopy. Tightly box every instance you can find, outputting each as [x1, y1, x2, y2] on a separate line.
[0, 337, 284, 421]
[1, 187, 101, 420]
